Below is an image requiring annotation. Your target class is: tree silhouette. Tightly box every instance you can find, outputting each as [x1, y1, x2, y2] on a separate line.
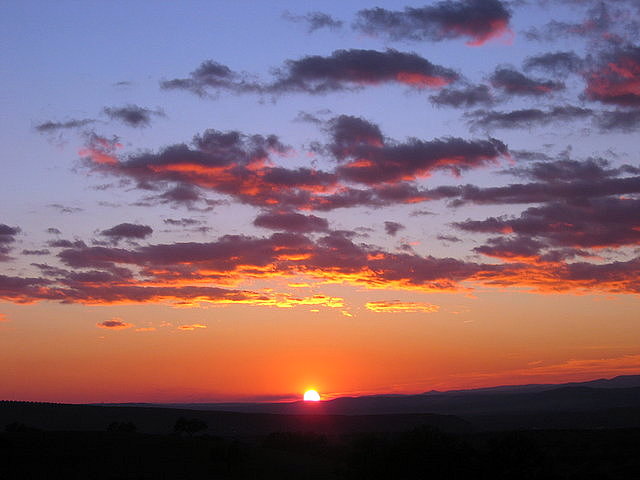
[173, 417, 208, 435]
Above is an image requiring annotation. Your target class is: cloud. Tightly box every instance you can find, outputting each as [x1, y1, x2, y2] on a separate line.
[522, 51, 584, 77]
[437, 234, 462, 242]
[445, 174, 640, 207]
[103, 104, 164, 128]
[596, 109, 640, 132]
[271, 49, 459, 93]
[35, 118, 96, 133]
[163, 218, 203, 227]
[490, 67, 565, 96]
[365, 300, 439, 313]
[78, 132, 121, 166]
[331, 117, 509, 184]
[504, 157, 623, 183]
[384, 221, 405, 236]
[160, 60, 260, 97]
[283, 11, 343, 32]
[585, 45, 640, 106]
[1, 223, 639, 307]
[467, 105, 593, 130]
[48, 239, 87, 249]
[178, 323, 207, 331]
[328, 115, 384, 159]
[0, 224, 19, 244]
[0, 224, 20, 261]
[473, 235, 547, 261]
[46, 228, 62, 234]
[411, 209, 436, 216]
[353, 0, 512, 46]
[22, 249, 51, 256]
[479, 257, 640, 295]
[455, 197, 640, 249]
[48, 204, 83, 214]
[430, 84, 494, 108]
[81, 119, 508, 212]
[82, 127, 333, 209]
[253, 211, 329, 232]
[100, 223, 153, 242]
[525, 2, 638, 44]
[97, 318, 134, 329]
[0, 313, 9, 322]
[162, 49, 458, 97]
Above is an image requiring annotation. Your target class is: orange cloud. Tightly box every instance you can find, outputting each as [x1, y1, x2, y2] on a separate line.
[97, 318, 133, 330]
[178, 324, 207, 331]
[365, 300, 440, 313]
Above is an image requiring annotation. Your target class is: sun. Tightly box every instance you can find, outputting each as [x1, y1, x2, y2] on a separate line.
[303, 389, 321, 401]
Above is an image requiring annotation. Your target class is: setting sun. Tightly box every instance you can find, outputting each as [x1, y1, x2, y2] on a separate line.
[303, 390, 321, 401]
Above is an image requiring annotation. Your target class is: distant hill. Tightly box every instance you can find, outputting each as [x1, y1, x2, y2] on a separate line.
[125, 375, 640, 417]
[3, 375, 639, 434]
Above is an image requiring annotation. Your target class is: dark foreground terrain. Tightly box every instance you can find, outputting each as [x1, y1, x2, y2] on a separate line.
[2, 425, 640, 479]
[2, 377, 640, 479]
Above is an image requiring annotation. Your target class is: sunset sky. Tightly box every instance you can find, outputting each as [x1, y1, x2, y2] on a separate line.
[1, 0, 640, 403]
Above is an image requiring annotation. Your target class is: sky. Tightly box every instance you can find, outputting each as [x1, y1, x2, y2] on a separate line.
[1, 0, 639, 403]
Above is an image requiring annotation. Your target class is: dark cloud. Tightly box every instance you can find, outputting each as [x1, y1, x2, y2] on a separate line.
[384, 221, 405, 236]
[446, 174, 640, 207]
[328, 115, 384, 159]
[1, 226, 639, 305]
[46, 228, 62, 234]
[283, 11, 343, 32]
[161, 49, 458, 98]
[48, 204, 83, 214]
[353, 0, 512, 46]
[455, 197, 640, 249]
[490, 67, 565, 96]
[474, 235, 545, 260]
[437, 234, 462, 242]
[467, 105, 593, 129]
[0, 274, 53, 303]
[430, 84, 494, 108]
[523, 51, 584, 77]
[82, 119, 508, 212]
[333, 130, 509, 184]
[103, 104, 164, 128]
[585, 45, 640, 106]
[525, 2, 638, 44]
[505, 157, 623, 183]
[160, 60, 261, 97]
[596, 109, 640, 132]
[411, 209, 436, 216]
[254, 211, 330, 233]
[0, 224, 19, 243]
[82, 128, 320, 209]
[47, 239, 87, 249]
[100, 223, 153, 242]
[163, 218, 203, 227]
[22, 249, 51, 256]
[97, 319, 133, 329]
[35, 118, 96, 133]
[0, 224, 20, 261]
[155, 184, 206, 206]
[271, 49, 459, 94]
[473, 235, 591, 264]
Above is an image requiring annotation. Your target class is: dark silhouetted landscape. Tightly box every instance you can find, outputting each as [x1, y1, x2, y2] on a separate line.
[3, 375, 640, 479]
